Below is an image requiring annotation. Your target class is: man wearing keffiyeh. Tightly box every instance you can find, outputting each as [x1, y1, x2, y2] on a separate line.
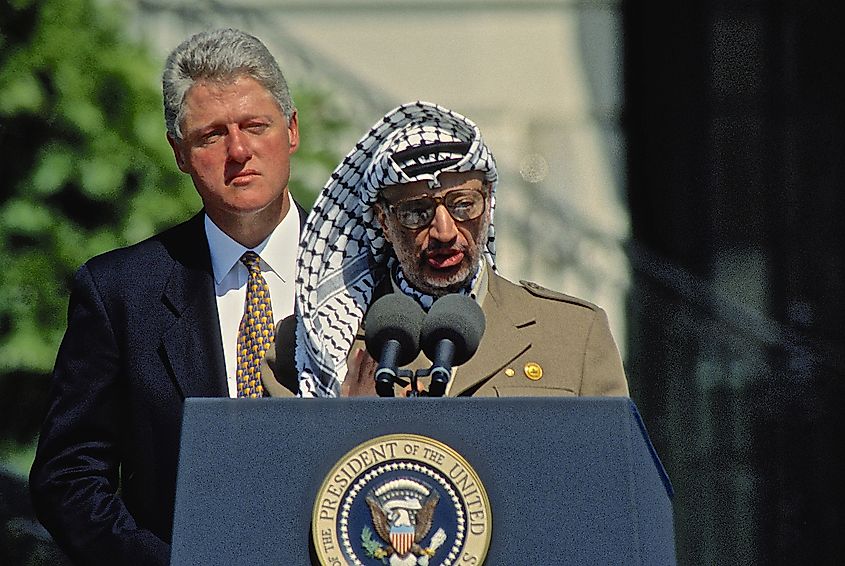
[276, 101, 628, 398]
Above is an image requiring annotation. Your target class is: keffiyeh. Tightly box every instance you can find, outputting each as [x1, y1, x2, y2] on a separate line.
[295, 101, 498, 397]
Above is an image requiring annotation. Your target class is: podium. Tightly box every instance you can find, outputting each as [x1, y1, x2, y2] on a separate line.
[171, 398, 675, 565]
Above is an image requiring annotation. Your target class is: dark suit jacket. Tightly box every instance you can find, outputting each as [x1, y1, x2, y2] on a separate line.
[30, 206, 305, 565]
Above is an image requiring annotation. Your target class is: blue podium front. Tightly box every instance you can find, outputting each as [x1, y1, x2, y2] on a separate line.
[171, 397, 675, 565]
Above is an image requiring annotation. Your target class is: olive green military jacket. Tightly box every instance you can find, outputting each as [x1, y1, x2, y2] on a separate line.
[421, 271, 628, 397]
[263, 270, 628, 398]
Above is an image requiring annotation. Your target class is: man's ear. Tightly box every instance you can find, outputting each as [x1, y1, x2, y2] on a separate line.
[167, 133, 189, 173]
[373, 202, 393, 243]
[287, 111, 300, 155]
[484, 182, 494, 222]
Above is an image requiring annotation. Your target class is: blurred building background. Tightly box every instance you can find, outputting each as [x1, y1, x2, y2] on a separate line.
[1, 1, 844, 564]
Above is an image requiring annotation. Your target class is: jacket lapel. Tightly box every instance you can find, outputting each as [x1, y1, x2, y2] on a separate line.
[160, 213, 228, 399]
[449, 272, 534, 396]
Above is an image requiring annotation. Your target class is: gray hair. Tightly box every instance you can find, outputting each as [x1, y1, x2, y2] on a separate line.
[162, 28, 295, 140]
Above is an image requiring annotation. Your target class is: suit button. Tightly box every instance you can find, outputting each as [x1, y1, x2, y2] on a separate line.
[524, 362, 543, 381]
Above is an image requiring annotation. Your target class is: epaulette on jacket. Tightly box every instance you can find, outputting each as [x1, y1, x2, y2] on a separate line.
[518, 280, 599, 310]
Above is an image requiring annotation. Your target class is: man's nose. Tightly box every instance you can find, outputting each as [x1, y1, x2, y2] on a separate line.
[226, 127, 253, 162]
[428, 204, 458, 242]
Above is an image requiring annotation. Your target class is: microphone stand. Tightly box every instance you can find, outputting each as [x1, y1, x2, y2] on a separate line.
[375, 368, 438, 398]
[374, 340, 402, 397]
[409, 368, 449, 398]
[408, 371, 420, 398]
[427, 341, 455, 398]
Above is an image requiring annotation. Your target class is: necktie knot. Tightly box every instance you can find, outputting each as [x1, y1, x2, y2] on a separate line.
[240, 251, 262, 275]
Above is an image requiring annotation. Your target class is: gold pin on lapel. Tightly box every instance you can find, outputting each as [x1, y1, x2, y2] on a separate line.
[524, 362, 543, 381]
[504, 368, 515, 377]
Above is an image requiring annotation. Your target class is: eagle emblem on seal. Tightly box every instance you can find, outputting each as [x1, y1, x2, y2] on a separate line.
[362, 478, 447, 565]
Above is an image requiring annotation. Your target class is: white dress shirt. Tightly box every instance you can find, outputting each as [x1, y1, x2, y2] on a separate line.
[204, 210, 300, 397]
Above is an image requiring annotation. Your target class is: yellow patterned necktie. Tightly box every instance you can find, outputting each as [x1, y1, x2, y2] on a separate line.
[236, 251, 274, 398]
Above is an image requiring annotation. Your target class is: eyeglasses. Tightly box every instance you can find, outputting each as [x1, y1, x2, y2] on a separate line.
[384, 188, 487, 230]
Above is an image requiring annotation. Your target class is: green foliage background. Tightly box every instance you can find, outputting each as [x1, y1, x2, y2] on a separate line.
[0, 0, 351, 560]
[0, 0, 347, 438]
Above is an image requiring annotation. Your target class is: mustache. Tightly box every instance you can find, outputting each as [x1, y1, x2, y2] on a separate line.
[421, 244, 467, 260]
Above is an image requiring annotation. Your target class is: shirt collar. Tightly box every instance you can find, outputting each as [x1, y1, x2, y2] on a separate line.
[204, 208, 301, 284]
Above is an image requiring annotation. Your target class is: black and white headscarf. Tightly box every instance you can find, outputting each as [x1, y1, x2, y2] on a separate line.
[295, 101, 498, 397]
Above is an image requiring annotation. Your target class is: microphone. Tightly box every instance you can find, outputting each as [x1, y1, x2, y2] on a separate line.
[420, 294, 486, 397]
[364, 294, 425, 397]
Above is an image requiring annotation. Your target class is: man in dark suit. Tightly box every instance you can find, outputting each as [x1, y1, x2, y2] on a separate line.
[29, 28, 303, 565]
[293, 101, 628, 399]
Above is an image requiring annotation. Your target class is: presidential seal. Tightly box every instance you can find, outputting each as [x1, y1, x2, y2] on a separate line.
[312, 434, 491, 566]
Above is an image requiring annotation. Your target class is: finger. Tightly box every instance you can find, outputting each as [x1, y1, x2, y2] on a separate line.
[341, 348, 365, 396]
